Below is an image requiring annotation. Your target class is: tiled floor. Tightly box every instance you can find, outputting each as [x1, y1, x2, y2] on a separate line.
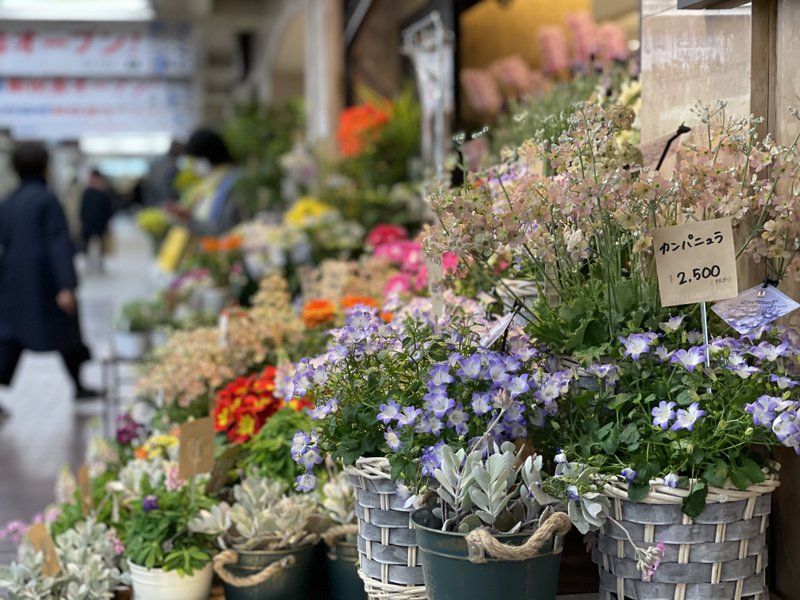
[0, 217, 154, 565]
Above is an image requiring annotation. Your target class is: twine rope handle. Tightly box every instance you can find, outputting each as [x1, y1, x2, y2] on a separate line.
[322, 523, 360, 548]
[212, 550, 295, 587]
[465, 512, 572, 564]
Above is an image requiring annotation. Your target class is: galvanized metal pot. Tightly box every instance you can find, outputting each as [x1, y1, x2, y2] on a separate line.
[327, 539, 368, 600]
[217, 544, 315, 600]
[411, 508, 564, 600]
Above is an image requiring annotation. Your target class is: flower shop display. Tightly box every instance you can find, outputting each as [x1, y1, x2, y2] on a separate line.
[212, 366, 286, 444]
[411, 442, 572, 600]
[0, 518, 128, 600]
[113, 300, 156, 359]
[189, 474, 324, 600]
[194, 234, 245, 313]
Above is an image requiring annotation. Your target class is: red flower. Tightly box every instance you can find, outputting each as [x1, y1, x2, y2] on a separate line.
[337, 102, 390, 158]
[212, 366, 284, 444]
[366, 224, 408, 247]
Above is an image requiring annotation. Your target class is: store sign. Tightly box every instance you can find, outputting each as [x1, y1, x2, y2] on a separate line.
[0, 77, 194, 139]
[652, 217, 739, 307]
[0, 22, 194, 77]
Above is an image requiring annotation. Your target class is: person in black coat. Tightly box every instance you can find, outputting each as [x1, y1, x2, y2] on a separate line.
[80, 169, 113, 275]
[0, 143, 98, 414]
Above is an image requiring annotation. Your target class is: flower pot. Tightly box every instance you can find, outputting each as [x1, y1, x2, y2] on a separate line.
[200, 287, 229, 315]
[411, 508, 566, 600]
[345, 456, 427, 600]
[213, 544, 316, 600]
[149, 328, 170, 349]
[327, 539, 368, 600]
[112, 331, 150, 360]
[128, 561, 212, 600]
[595, 474, 780, 600]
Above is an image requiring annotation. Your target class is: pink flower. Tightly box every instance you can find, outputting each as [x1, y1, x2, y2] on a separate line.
[443, 252, 459, 275]
[384, 273, 412, 297]
[367, 224, 408, 247]
[537, 26, 569, 74]
[166, 464, 186, 492]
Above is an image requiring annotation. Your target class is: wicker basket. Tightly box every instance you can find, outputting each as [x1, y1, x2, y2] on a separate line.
[345, 457, 427, 600]
[594, 473, 780, 600]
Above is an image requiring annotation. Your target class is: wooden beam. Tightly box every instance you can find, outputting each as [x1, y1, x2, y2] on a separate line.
[750, 0, 777, 137]
[677, 0, 750, 8]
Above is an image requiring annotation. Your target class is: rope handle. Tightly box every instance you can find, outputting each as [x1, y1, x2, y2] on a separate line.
[212, 549, 295, 588]
[322, 523, 360, 548]
[465, 512, 572, 564]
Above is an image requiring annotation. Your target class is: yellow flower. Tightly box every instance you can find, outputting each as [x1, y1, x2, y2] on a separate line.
[284, 197, 334, 228]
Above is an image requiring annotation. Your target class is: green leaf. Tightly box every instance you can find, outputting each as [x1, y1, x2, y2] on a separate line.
[740, 458, 765, 485]
[600, 427, 620, 454]
[703, 463, 729, 488]
[627, 481, 650, 503]
[682, 482, 708, 518]
[619, 423, 640, 448]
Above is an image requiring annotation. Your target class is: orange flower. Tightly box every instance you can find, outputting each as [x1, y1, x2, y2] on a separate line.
[380, 311, 394, 323]
[199, 237, 220, 253]
[218, 234, 243, 252]
[340, 295, 378, 311]
[337, 102, 390, 158]
[302, 299, 336, 328]
[134, 446, 148, 460]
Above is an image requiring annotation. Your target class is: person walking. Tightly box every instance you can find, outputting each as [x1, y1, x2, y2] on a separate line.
[80, 169, 113, 275]
[0, 142, 99, 417]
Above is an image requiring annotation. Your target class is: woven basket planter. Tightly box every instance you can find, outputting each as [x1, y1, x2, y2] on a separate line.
[345, 457, 427, 600]
[594, 473, 780, 600]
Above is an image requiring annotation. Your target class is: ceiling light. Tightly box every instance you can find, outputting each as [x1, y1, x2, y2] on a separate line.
[0, 0, 154, 22]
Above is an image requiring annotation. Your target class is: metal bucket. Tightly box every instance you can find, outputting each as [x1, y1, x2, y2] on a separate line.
[220, 544, 316, 600]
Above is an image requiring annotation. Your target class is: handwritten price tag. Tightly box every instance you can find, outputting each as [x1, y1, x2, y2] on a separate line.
[27, 522, 60, 577]
[78, 465, 93, 517]
[652, 217, 738, 307]
[178, 417, 216, 480]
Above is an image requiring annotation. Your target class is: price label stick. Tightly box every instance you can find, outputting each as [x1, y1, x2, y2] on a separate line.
[700, 301, 711, 368]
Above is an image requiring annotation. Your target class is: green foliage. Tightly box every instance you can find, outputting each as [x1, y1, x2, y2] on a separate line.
[117, 300, 157, 333]
[224, 100, 304, 215]
[241, 408, 312, 486]
[51, 471, 119, 539]
[124, 481, 217, 576]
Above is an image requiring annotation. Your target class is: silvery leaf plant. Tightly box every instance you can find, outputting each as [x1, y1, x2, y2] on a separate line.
[189, 472, 324, 552]
[0, 518, 127, 600]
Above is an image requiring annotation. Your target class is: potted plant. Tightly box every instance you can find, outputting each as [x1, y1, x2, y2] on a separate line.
[189, 473, 323, 600]
[113, 300, 154, 360]
[411, 442, 574, 600]
[551, 322, 797, 598]
[195, 234, 245, 315]
[290, 299, 567, 598]
[0, 517, 129, 599]
[124, 478, 217, 600]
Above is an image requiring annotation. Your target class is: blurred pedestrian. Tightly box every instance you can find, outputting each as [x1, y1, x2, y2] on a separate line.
[165, 129, 241, 236]
[146, 140, 183, 205]
[80, 169, 113, 275]
[0, 142, 99, 416]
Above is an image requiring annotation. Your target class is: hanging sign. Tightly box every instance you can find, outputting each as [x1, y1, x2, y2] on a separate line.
[652, 217, 738, 307]
[712, 284, 800, 334]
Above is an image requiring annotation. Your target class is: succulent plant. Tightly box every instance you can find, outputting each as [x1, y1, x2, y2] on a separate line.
[0, 518, 127, 600]
[189, 473, 322, 551]
[321, 471, 356, 525]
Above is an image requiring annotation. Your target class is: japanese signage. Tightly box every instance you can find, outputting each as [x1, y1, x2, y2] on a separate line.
[652, 217, 739, 307]
[0, 22, 194, 77]
[0, 78, 195, 139]
[712, 284, 800, 334]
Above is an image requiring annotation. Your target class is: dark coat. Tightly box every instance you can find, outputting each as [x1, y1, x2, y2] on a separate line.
[0, 179, 83, 352]
[80, 186, 113, 238]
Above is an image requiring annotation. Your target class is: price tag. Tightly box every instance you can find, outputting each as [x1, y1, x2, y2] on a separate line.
[27, 522, 60, 577]
[479, 313, 515, 348]
[77, 465, 93, 517]
[178, 417, 216, 480]
[652, 217, 738, 307]
[712, 284, 800, 334]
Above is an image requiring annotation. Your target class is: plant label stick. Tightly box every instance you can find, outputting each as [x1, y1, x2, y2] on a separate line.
[27, 522, 61, 577]
[78, 464, 93, 517]
[178, 416, 215, 480]
[652, 217, 738, 307]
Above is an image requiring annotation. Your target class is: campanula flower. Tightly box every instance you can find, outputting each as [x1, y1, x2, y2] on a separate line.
[671, 402, 706, 432]
[651, 401, 676, 430]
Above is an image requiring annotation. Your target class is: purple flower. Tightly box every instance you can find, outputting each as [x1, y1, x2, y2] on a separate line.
[659, 315, 685, 333]
[415, 413, 444, 436]
[728, 364, 760, 379]
[295, 473, 317, 493]
[420, 442, 445, 476]
[424, 389, 456, 418]
[770, 375, 799, 389]
[384, 427, 403, 451]
[428, 364, 454, 388]
[619, 333, 658, 360]
[502, 355, 521, 372]
[671, 402, 706, 432]
[115, 413, 140, 446]
[309, 398, 338, 420]
[396, 406, 422, 429]
[376, 399, 401, 424]
[487, 359, 511, 386]
[621, 468, 637, 483]
[290, 431, 310, 461]
[750, 342, 789, 362]
[554, 449, 567, 464]
[142, 495, 158, 513]
[566, 485, 580, 501]
[686, 331, 703, 344]
[772, 412, 798, 445]
[651, 401, 676, 430]
[670, 347, 706, 372]
[447, 404, 470, 436]
[587, 364, 618, 382]
[505, 374, 531, 398]
[456, 354, 483, 380]
[471, 392, 493, 416]
[654, 346, 673, 362]
[663, 473, 679, 489]
[746, 395, 779, 427]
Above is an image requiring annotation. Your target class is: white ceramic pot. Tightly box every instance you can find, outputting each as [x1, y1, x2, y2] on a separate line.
[113, 331, 150, 360]
[129, 561, 213, 600]
[200, 287, 229, 315]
